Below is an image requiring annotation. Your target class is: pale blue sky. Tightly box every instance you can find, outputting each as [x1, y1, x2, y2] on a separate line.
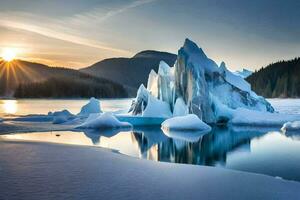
[0, 0, 299, 70]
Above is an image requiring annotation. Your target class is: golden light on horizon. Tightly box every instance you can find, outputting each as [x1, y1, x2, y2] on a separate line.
[1, 100, 18, 115]
[1, 48, 17, 62]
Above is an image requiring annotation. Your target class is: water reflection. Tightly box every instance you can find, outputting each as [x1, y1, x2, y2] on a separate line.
[2, 126, 300, 181]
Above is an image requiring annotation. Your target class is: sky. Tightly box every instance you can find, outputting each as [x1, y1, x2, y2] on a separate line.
[0, 0, 299, 70]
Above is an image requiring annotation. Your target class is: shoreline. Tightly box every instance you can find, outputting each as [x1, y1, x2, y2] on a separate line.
[0, 140, 299, 200]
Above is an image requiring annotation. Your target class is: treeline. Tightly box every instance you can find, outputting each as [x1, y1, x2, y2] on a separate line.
[246, 57, 300, 98]
[14, 77, 128, 98]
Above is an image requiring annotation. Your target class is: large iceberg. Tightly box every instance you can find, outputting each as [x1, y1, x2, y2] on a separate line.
[130, 38, 274, 124]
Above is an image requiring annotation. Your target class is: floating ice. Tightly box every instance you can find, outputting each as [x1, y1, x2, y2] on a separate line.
[231, 108, 300, 126]
[281, 121, 300, 132]
[162, 114, 211, 131]
[78, 97, 102, 116]
[48, 110, 75, 124]
[77, 112, 132, 129]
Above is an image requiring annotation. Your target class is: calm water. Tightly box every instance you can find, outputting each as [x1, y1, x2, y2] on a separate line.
[1, 98, 300, 181]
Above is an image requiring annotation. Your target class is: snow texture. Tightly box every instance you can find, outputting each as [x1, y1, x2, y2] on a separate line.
[77, 112, 132, 129]
[78, 97, 102, 116]
[0, 142, 299, 200]
[162, 114, 211, 131]
[173, 97, 188, 117]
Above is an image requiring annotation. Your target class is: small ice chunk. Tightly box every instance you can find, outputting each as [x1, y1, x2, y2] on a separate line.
[281, 121, 300, 132]
[162, 114, 211, 131]
[48, 109, 75, 124]
[78, 97, 102, 116]
[0, 118, 3, 122]
[77, 112, 132, 129]
[173, 97, 188, 117]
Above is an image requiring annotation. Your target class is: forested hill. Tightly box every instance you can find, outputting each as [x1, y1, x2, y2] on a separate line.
[246, 57, 300, 98]
[0, 60, 128, 98]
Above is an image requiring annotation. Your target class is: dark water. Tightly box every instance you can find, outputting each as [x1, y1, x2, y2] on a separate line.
[2, 126, 300, 182]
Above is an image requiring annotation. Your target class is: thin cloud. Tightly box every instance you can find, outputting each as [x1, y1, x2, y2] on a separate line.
[0, 0, 157, 54]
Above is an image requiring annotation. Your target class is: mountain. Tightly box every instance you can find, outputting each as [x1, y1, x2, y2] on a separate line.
[234, 69, 252, 78]
[81, 50, 177, 95]
[246, 57, 300, 98]
[0, 60, 127, 98]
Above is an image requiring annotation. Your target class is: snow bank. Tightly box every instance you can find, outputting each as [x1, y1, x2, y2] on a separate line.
[78, 97, 102, 116]
[2, 138, 299, 200]
[77, 112, 132, 129]
[281, 121, 300, 132]
[231, 108, 300, 126]
[162, 114, 211, 131]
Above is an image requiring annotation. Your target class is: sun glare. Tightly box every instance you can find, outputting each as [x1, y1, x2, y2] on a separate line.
[2, 48, 17, 62]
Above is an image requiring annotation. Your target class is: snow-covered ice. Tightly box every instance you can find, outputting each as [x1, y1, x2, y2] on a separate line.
[49, 109, 76, 124]
[129, 84, 172, 118]
[142, 95, 172, 118]
[0, 142, 299, 200]
[78, 97, 102, 116]
[162, 114, 211, 131]
[77, 112, 132, 129]
[231, 108, 300, 126]
[281, 121, 300, 132]
[173, 97, 188, 117]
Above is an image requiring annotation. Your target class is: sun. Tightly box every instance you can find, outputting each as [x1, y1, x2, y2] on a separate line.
[2, 48, 17, 62]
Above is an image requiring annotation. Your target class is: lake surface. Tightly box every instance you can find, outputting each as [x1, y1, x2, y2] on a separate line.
[1, 98, 300, 181]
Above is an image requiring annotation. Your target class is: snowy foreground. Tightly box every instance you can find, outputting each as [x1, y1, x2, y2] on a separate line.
[0, 141, 299, 200]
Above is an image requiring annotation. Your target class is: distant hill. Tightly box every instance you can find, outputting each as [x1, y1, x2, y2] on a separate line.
[81, 50, 177, 95]
[246, 57, 300, 98]
[0, 60, 127, 98]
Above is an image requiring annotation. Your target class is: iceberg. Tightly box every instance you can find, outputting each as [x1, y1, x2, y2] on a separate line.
[78, 97, 102, 116]
[77, 112, 132, 129]
[281, 121, 300, 132]
[130, 38, 274, 124]
[162, 114, 211, 131]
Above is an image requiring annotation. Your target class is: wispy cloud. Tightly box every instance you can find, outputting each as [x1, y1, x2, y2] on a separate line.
[69, 0, 157, 25]
[0, 0, 157, 54]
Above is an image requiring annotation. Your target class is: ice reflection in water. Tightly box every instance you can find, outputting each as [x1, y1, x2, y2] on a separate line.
[1, 126, 300, 181]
